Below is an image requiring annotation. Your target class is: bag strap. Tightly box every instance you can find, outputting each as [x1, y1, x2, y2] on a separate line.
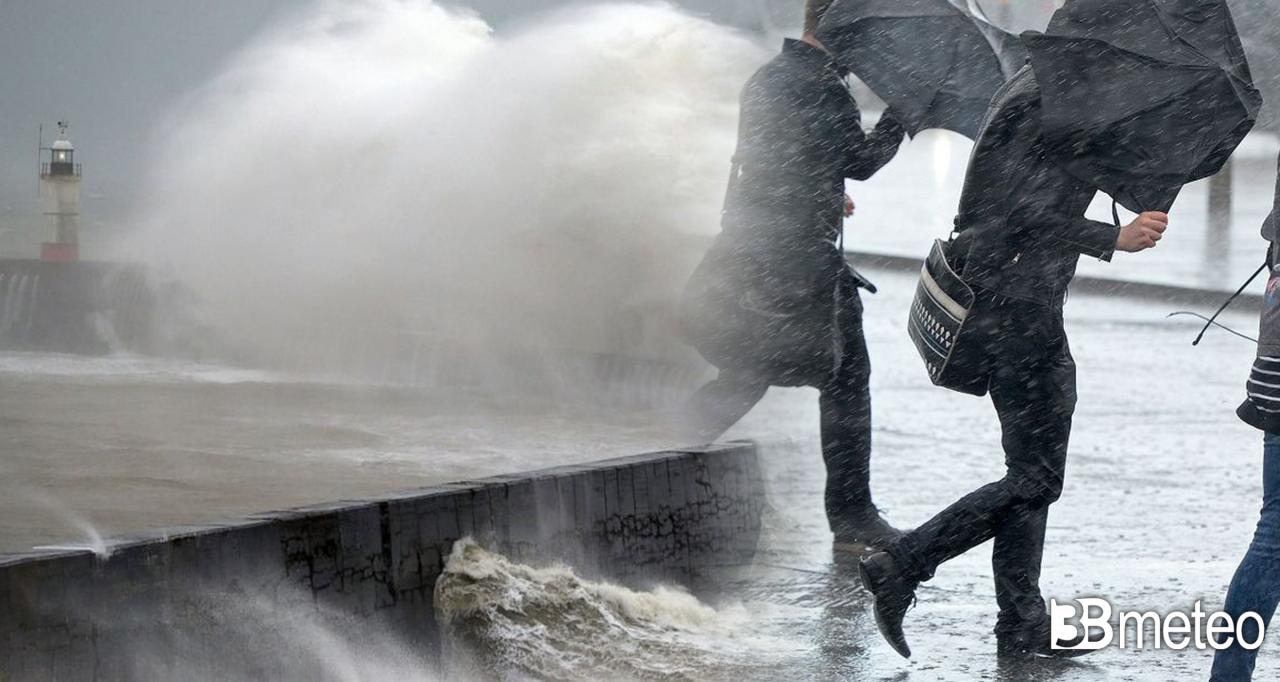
[1192, 262, 1269, 346]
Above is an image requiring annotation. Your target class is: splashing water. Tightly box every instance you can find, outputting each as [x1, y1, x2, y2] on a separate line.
[434, 539, 801, 681]
[98, 589, 443, 681]
[119, 0, 764, 386]
[0, 272, 39, 342]
[21, 490, 112, 559]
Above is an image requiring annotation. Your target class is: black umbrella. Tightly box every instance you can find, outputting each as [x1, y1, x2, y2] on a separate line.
[816, 0, 1025, 139]
[1023, 0, 1262, 213]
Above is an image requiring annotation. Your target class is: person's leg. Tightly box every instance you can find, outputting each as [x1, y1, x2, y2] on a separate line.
[1211, 432, 1280, 681]
[991, 348, 1076, 641]
[885, 366, 1069, 585]
[683, 372, 769, 443]
[887, 304, 1070, 584]
[820, 288, 880, 535]
[992, 507, 1048, 630]
[861, 299, 1074, 658]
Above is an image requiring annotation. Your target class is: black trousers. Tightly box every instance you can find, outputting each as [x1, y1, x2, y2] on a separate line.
[686, 289, 876, 534]
[889, 292, 1077, 633]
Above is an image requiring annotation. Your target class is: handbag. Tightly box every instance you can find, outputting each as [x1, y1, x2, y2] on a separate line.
[908, 239, 989, 396]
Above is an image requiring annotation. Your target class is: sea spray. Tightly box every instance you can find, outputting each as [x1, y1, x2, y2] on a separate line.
[97, 588, 442, 681]
[120, 0, 765, 391]
[435, 538, 798, 680]
[20, 489, 112, 559]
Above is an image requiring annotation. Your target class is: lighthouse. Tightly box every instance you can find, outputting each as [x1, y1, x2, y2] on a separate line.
[39, 122, 81, 262]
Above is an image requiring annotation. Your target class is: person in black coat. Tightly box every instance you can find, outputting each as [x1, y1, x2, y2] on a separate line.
[680, 0, 905, 549]
[859, 66, 1171, 660]
[1212, 153, 1280, 682]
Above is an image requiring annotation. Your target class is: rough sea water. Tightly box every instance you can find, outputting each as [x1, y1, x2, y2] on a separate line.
[435, 539, 802, 681]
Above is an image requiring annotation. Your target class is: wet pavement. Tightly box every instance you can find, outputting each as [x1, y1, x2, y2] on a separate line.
[700, 266, 1266, 680]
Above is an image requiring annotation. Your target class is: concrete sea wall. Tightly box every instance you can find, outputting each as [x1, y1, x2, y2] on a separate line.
[0, 259, 157, 355]
[0, 442, 764, 681]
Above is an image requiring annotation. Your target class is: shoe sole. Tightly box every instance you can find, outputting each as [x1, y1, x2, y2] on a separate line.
[997, 645, 1096, 660]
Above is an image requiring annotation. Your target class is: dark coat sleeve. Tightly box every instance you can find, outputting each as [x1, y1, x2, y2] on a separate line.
[777, 79, 904, 182]
[1006, 156, 1120, 261]
[842, 112, 906, 181]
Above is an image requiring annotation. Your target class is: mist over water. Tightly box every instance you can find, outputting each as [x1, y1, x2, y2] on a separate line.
[120, 0, 764, 384]
[106, 590, 441, 681]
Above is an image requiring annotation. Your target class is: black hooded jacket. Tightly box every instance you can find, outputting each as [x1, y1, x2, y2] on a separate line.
[950, 67, 1121, 306]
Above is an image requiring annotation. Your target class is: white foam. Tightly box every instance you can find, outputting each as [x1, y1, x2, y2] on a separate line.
[435, 538, 803, 680]
[119, 0, 765, 376]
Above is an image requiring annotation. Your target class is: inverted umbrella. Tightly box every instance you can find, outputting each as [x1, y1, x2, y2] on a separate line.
[1023, 0, 1262, 213]
[816, 0, 1025, 139]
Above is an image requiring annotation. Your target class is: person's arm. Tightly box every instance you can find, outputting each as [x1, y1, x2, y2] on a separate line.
[1007, 161, 1123, 261]
[784, 76, 904, 181]
[1008, 174, 1168, 259]
[1052, 216, 1123, 261]
[842, 110, 905, 181]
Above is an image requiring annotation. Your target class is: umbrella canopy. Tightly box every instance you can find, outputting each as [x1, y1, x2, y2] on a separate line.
[816, 0, 1025, 139]
[1024, 0, 1262, 212]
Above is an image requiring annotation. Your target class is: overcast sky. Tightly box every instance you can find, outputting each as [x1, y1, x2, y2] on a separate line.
[0, 0, 1266, 248]
[0, 0, 792, 244]
[0, 1, 325, 239]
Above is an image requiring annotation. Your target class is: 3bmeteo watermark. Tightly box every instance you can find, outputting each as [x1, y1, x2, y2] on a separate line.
[1050, 598, 1266, 651]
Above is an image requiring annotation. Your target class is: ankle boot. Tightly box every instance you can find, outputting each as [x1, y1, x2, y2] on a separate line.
[859, 551, 917, 658]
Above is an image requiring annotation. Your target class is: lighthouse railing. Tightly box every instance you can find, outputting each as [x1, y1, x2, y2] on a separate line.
[39, 162, 81, 178]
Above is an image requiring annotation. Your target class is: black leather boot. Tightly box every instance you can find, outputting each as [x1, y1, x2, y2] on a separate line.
[858, 551, 917, 658]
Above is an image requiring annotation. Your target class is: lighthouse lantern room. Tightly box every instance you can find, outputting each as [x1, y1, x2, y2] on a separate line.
[39, 121, 82, 262]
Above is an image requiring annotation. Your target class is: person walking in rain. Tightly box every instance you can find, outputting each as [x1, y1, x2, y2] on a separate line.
[860, 0, 1256, 660]
[679, 0, 905, 550]
[1212, 154, 1280, 682]
[858, 58, 1170, 662]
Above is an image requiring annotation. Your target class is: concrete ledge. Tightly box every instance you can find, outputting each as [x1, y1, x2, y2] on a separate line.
[850, 250, 1263, 308]
[0, 442, 764, 681]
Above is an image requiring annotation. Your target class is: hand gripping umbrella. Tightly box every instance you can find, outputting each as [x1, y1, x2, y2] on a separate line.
[816, 0, 1026, 139]
[1023, 0, 1262, 213]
